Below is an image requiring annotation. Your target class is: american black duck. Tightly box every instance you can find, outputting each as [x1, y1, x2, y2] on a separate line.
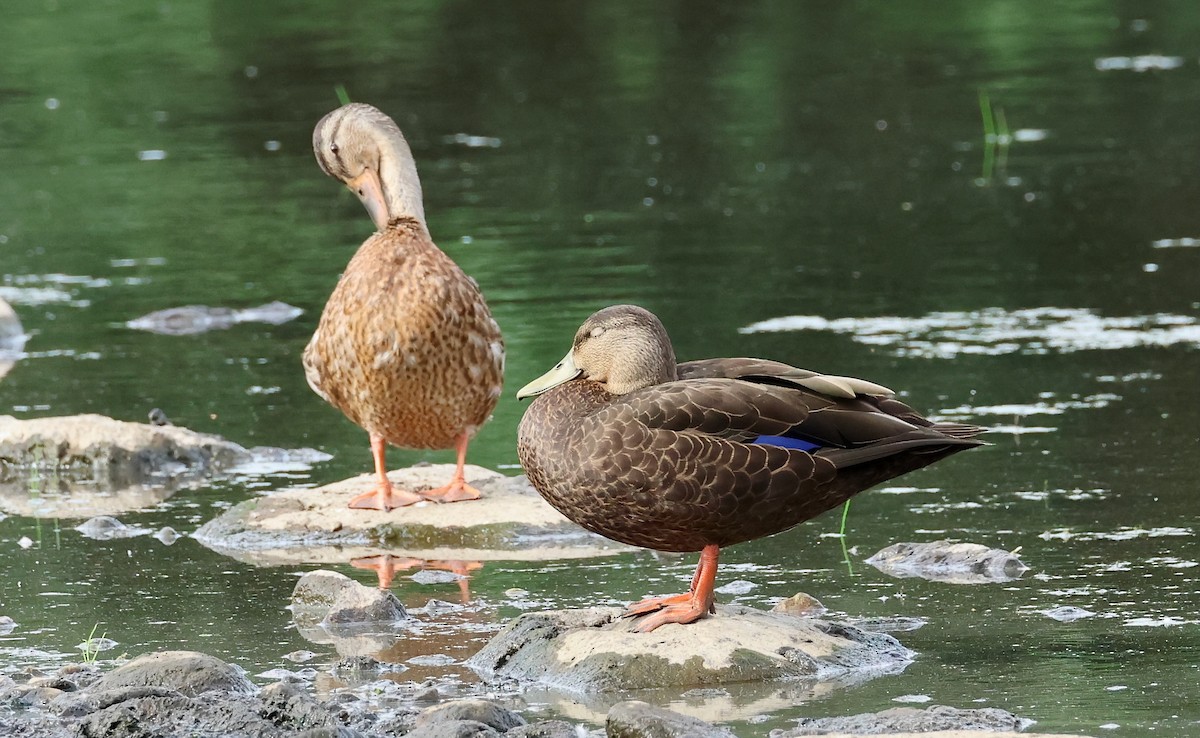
[305, 103, 504, 510]
[517, 304, 985, 631]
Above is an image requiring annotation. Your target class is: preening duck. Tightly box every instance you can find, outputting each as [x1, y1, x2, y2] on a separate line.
[305, 103, 504, 510]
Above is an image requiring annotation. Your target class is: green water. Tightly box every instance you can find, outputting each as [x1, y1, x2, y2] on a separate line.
[2, 1, 1199, 735]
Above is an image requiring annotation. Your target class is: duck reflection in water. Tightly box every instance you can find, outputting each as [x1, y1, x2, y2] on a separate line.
[351, 554, 482, 604]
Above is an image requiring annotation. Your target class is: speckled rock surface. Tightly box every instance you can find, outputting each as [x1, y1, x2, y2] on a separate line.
[467, 605, 914, 692]
[194, 464, 629, 564]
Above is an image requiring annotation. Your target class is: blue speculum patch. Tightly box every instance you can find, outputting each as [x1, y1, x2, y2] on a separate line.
[752, 435, 820, 452]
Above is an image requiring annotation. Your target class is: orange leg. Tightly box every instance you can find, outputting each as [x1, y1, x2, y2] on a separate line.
[348, 434, 424, 510]
[421, 432, 482, 503]
[626, 545, 721, 633]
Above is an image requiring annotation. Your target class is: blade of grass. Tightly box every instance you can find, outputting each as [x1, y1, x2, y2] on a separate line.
[838, 500, 855, 576]
[334, 84, 351, 106]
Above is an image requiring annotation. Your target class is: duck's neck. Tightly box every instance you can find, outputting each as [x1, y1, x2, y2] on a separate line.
[378, 135, 427, 231]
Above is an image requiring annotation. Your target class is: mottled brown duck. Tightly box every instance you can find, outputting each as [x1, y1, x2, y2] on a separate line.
[305, 103, 504, 510]
[517, 305, 985, 632]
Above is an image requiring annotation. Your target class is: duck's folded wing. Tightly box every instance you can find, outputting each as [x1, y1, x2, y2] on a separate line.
[678, 358, 895, 399]
[603, 377, 917, 449]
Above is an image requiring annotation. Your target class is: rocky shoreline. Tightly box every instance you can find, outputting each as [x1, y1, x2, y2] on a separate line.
[0, 416, 1080, 737]
[0, 647, 1094, 738]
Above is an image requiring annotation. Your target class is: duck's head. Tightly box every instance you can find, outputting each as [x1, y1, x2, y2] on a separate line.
[313, 103, 426, 231]
[518, 305, 677, 399]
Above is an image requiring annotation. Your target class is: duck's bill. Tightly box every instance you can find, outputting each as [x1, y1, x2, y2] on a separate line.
[517, 351, 580, 399]
[347, 167, 389, 231]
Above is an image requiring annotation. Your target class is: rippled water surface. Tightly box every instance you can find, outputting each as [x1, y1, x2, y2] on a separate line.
[2, 2, 1199, 736]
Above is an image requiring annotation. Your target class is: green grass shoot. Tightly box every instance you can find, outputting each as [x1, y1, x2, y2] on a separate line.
[81, 623, 106, 664]
[838, 500, 854, 576]
[334, 84, 351, 106]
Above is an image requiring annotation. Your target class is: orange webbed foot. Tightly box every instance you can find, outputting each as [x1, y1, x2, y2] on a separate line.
[622, 592, 694, 618]
[421, 479, 482, 503]
[348, 480, 423, 510]
[632, 598, 712, 632]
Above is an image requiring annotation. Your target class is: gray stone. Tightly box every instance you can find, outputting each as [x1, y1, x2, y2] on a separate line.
[322, 580, 407, 626]
[606, 701, 736, 738]
[75, 516, 146, 540]
[507, 720, 580, 738]
[405, 719, 501, 738]
[771, 592, 826, 617]
[866, 540, 1028, 584]
[86, 651, 254, 697]
[467, 605, 913, 692]
[125, 301, 302, 335]
[0, 414, 248, 489]
[293, 570, 359, 615]
[415, 699, 527, 732]
[259, 680, 347, 732]
[775, 704, 1034, 735]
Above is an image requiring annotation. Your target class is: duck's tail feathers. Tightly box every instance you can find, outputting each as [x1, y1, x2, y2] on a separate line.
[816, 430, 985, 470]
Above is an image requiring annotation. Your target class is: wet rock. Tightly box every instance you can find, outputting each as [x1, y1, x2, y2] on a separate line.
[291, 569, 408, 626]
[467, 605, 913, 692]
[332, 655, 408, 678]
[293, 570, 359, 614]
[607, 700, 736, 738]
[507, 720, 579, 738]
[324, 582, 406, 626]
[194, 464, 627, 566]
[0, 414, 249, 513]
[405, 720, 501, 738]
[1040, 605, 1096, 622]
[0, 615, 15, 634]
[413, 685, 442, 703]
[774, 704, 1034, 735]
[86, 651, 255, 697]
[125, 300, 302, 335]
[75, 516, 147, 540]
[771, 592, 826, 617]
[844, 616, 928, 633]
[0, 297, 24, 382]
[866, 540, 1028, 584]
[259, 680, 346, 733]
[415, 699, 527, 732]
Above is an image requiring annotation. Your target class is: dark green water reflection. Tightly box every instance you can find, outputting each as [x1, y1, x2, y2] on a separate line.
[2, 1, 1199, 735]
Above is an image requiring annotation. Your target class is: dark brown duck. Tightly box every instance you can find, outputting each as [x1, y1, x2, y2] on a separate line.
[517, 304, 985, 632]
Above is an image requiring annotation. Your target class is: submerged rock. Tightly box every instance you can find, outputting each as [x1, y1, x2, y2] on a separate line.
[125, 300, 302, 335]
[774, 704, 1034, 735]
[467, 605, 913, 693]
[866, 540, 1028, 584]
[74, 516, 148, 540]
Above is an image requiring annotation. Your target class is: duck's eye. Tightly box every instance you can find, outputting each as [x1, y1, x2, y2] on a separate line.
[329, 142, 340, 155]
